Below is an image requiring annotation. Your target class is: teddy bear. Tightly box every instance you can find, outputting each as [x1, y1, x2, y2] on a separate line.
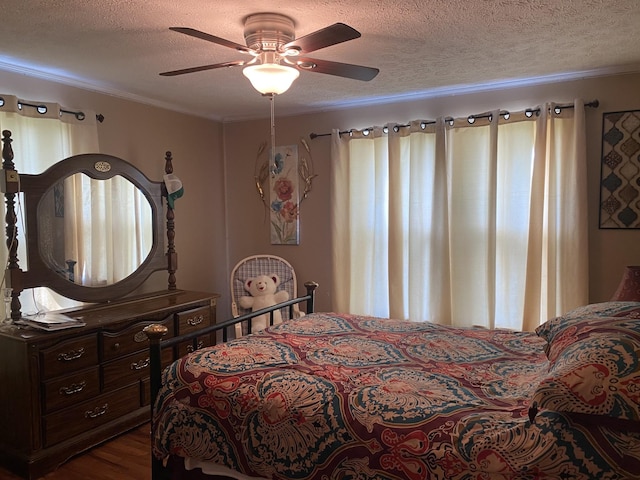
[238, 274, 289, 332]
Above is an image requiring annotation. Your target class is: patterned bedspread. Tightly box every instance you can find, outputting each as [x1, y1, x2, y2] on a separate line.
[152, 312, 640, 479]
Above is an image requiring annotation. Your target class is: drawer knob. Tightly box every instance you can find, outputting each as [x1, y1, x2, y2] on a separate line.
[188, 314, 204, 326]
[112, 343, 120, 351]
[131, 357, 150, 371]
[59, 381, 86, 396]
[85, 404, 108, 419]
[57, 347, 85, 362]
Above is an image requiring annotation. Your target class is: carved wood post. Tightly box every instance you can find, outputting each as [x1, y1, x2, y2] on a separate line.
[1, 130, 22, 320]
[164, 151, 177, 290]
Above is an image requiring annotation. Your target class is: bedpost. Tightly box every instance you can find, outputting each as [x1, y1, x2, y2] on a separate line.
[145, 324, 168, 414]
[144, 323, 168, 479]
[304, 281, 318, 314]
[163, 151, 177, 290]
[1, 130, 23, 320]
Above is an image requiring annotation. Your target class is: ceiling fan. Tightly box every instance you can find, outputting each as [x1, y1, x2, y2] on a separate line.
[159, 13, 379, 93]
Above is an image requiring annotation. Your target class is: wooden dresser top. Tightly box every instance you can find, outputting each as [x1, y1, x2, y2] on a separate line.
[0, 289, 220, 343]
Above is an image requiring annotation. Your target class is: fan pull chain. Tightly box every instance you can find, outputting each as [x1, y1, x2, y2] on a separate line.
[270, 93, 277, 178]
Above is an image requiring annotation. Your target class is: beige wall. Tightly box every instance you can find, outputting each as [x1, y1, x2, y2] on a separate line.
[223, 72, 640, 317]
[3, 69, 640, 321]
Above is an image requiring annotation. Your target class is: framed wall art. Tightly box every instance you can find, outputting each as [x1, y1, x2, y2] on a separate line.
[599, 109, 640, 228]
[269, 144, 300, 245]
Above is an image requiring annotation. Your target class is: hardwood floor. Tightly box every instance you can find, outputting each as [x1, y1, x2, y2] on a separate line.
[0, 424, 151, 480]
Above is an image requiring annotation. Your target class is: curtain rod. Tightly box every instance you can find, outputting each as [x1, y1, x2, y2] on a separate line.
[309, 99, 599, 140]
[18, 101, 105, 123]
[0, 97, 104, 123]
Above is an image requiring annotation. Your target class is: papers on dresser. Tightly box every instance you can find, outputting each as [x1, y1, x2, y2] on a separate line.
[18, 312, 86, 331]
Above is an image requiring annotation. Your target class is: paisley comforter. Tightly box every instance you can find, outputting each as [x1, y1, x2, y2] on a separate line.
[152, 312, 640, 479]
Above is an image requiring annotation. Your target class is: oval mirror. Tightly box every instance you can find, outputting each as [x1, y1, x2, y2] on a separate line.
[37, 172, 154, 287]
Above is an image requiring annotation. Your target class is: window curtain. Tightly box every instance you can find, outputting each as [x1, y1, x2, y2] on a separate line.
[0, 95, 100, 313]
[330, 99, 588, 331]
[62, 173, 153, 288]
[0, 94, 150, 314]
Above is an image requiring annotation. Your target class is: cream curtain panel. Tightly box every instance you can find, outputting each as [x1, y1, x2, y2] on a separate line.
[0, 95, 150, 314]
[331, 100, 588, 331]
[0, 95, 99, 313]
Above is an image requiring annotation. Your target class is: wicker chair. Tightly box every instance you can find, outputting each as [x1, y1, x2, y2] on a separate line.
[230, 254, 303, 337]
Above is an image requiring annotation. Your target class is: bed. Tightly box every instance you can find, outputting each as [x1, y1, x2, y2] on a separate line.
[147, 293, 640, 480]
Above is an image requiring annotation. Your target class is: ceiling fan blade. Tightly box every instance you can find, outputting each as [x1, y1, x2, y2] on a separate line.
[296, 57, 379, 81]
[159, 60, 245, 77]
[284, 23, 361, 54]
[169, 27, 252, 53]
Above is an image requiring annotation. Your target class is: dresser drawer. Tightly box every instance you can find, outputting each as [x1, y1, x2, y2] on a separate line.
[43, 383, 139, 447]
[102, 316, 174, 361]
[103, 347, 174, 391]
[43, 366, 100, 413]
[40, 334, 99, 380]
[141, 377, 152, 406]
[176, 305, 211, 335]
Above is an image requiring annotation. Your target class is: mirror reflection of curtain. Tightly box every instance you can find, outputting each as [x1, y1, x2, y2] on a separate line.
[65, 174, 152, 287]
[0, 94, 99, 313]
[330, 100, 588, 331]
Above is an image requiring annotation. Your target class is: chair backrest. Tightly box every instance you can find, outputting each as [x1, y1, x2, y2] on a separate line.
[230, 255, 299, 334]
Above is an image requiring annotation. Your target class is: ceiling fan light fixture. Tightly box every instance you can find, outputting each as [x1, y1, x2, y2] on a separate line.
[242, 63, 300, 95]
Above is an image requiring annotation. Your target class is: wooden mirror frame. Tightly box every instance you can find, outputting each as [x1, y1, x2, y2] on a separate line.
[1, 130, 178, 319]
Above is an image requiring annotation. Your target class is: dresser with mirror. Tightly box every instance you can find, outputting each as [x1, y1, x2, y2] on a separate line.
[0, 130, 218, 479]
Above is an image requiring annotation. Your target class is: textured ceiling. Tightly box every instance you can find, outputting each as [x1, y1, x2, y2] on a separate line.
[1, 0, 639, 121]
